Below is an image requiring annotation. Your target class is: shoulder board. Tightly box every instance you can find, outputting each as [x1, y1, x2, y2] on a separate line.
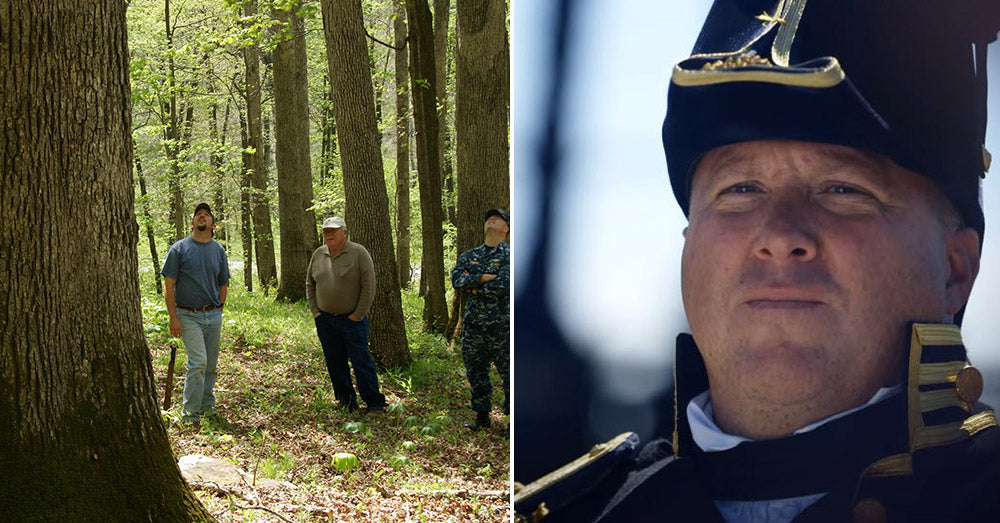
[514, 432, 640, 522]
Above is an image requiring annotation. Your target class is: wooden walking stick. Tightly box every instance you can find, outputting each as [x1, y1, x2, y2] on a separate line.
[163, 343, 177, 410]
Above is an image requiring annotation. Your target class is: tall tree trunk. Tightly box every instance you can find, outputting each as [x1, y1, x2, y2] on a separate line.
[394, 0, 411, 289]
[274, 2, 318, 303]
[240, 109, 255, 292]
[135, 155, 163, 295]
[322, 0, 411, 368]
[320, 74, 338, 180]
[455, 0, 509, 253]
[451, 0, 509, 341]
[243, 0, 278, 293]
[211, 101, 231, 250]
[0, 3, 211, 518]
[163, 0, 185, 243]
[369, 39, 385, 129]
[406, 0, 449, 334]
[434, 0, 456, 225]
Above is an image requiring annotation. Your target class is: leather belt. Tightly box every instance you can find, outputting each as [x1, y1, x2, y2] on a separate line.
[177, 304, 220, 312]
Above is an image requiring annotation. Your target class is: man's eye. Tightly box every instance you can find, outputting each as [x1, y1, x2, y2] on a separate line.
[721, 183, 760, 194]
[824, 184, 867, 196]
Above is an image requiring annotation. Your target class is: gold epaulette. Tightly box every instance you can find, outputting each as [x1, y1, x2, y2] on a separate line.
[865, 323, 997, 477]
[513, 432, 637, 522]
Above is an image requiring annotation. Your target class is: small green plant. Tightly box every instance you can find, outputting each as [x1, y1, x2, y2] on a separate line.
[434, 413, 452, 424]
[390, 455, 411, 468]
[403, 415, 422, 427]
[343, 421, 367, 434]
[393, 374, 414, 395]
[331, 452, 359, 473]
[419, 423, 442, 436]
[386, 402, 407, 414]
[310, 388, 332, 413]
[401, 440, 417, 451]
[477, 462, 492, 478]
[259, 452, 295, 480]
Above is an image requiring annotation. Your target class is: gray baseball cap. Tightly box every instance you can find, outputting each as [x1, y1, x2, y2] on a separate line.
[322, 216, 346, 229]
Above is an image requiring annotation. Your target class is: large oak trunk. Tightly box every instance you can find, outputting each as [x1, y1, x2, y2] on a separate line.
[0, 2, 210, 519]
[455, 0, 510, 254]
[322, 0, 411, 368]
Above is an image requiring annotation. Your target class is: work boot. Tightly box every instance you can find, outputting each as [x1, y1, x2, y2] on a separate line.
[465, 411, 491, 431]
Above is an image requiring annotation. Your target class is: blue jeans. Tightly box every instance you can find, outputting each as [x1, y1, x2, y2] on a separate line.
[177, 308, 223, 421]
[314, 313, 385, 409]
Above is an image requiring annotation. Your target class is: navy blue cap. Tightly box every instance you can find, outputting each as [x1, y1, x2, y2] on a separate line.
[193, 202, 213, 220]
[664, 0, 1000, 239]
[485, 208, 510, 225]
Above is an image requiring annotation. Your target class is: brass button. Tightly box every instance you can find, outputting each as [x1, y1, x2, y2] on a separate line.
[852, 498, 887, 523]
[955, 366, 984, 404]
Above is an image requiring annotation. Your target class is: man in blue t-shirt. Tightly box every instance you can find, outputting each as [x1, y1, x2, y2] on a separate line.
[161, 202, 230, 425]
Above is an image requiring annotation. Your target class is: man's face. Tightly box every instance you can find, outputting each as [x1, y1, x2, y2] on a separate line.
[323, 227, 346, 250]
[484, 214, 509, 236]
[681, 140, 979, 433]
[192, 209, 214, 233]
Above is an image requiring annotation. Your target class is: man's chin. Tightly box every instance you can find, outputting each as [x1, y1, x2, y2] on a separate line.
[731, 344, 831, 399]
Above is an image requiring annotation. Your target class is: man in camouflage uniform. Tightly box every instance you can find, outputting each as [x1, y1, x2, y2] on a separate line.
[452, 209, 510, 431]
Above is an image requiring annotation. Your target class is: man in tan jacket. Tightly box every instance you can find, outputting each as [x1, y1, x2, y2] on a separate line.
[306, 216, 385, 413]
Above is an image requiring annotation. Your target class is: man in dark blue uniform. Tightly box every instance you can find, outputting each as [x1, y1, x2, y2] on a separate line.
[452, 209, 510, 431]
[515, 1, 1000, 520]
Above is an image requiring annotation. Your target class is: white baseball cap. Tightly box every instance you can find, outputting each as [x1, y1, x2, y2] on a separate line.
[322, 216, 346, 229]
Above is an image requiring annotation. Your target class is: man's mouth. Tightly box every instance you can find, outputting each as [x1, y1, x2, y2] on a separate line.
[745, 299, 823, 309]
[743, 286, 829, 309]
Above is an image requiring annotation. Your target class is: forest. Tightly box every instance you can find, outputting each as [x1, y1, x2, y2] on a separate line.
[1, 0, 510, 520]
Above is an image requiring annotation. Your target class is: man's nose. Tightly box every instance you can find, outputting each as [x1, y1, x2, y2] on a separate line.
[752, 198, 818, 262]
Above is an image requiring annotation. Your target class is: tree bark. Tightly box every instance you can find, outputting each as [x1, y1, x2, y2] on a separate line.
[455, 0, 509, 254]
[243, 0, 278, 293]
[450, 0, 509, 341]
[135, 155, 163, 295]
[0, 2, 211, 519]
[434, 0, 456, 225]
[369, 39, 385, 129]
[240, 108, 255, 292]
[406, 0, 450, 334]
[320, 74, 337, 179]
[322, 0, 412, 368]
[394, 0, 411, 289]
[163, 0, 186, 243]
[211, 101, 231, 250]
[273, 3, 318, 303]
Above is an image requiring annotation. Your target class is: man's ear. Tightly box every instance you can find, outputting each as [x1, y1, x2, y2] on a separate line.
[945, 227, 980, 315]
[682, 226, 689, 239]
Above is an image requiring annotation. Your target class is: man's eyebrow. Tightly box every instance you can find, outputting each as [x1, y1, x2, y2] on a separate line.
[702, 146, 753, 172]
[811, 146, 888, 174]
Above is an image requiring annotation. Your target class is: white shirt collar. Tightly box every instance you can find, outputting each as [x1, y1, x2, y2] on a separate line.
[688, 385, 903, 452]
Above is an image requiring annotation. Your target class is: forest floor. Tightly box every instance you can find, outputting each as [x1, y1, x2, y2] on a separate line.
[142, 280, 510, 522]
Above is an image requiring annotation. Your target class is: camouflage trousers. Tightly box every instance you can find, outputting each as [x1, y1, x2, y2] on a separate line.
[461, 322, 510, 414]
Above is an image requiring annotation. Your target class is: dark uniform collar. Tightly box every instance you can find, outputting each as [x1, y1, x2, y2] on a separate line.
[672, 324, 997, 491]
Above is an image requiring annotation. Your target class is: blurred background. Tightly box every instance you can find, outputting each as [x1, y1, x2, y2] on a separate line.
[512, 0, 1000, 483]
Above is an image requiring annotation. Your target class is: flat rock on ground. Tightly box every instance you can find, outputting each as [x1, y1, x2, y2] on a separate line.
[178, 454, 287, 489]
